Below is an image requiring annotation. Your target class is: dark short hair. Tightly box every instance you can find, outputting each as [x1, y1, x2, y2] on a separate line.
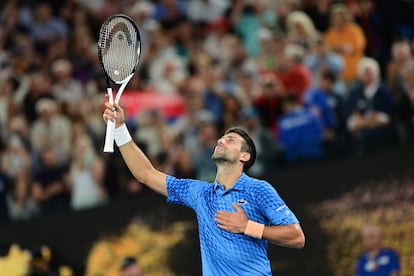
[225, 127, 257, 171]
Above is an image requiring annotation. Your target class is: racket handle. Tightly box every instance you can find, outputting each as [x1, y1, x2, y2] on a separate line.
[103, 119, 115, 153]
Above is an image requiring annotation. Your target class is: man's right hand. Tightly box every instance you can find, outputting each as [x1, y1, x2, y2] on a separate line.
[103, 100, 125, 128]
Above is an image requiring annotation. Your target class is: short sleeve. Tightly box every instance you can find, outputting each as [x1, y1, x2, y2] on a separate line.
[166, 175, 208, 209]
[256, 181, 299, 225]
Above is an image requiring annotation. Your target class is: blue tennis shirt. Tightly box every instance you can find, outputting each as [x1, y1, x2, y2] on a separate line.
[166, 173, 299, 276]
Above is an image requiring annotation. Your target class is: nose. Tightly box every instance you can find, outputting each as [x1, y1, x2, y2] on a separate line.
[217, 137, 225, 145]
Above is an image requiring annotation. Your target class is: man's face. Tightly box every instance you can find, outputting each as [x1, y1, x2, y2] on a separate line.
[211, 133, 247, 166]
[362, 227, 382, 251]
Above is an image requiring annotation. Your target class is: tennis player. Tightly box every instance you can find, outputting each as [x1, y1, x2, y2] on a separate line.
[103, 102, 305, 275]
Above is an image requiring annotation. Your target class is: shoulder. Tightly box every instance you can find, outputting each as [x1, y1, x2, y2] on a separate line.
[243, 175, 278, 195]
[167, 175, 209, 186]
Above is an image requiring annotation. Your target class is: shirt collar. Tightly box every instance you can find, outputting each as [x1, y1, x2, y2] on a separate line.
[213, 173, 249, 192]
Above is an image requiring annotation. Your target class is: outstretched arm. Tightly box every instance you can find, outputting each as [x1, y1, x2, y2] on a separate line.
[215, 203, 305, 249]
[103, 101, 168, 196]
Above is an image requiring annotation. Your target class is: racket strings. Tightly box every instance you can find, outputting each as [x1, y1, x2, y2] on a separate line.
[99, 17, 140, 83]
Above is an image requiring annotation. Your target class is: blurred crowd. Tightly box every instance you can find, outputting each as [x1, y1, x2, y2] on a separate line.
[0, 0, 414, 223]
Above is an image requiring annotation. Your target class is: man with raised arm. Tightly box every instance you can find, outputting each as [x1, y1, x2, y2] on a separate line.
[103, 101, 305, 275]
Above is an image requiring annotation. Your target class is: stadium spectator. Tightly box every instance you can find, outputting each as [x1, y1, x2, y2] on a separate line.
[30, 98, 72, 163]
[6, 171, 40, 221]
[344, 57, 397, 155]
[303, 70, 346, 146]
[275, 43, 312, 101]
[324, 3, 366, 84]
[277, 93, 324, 163]
[68, 134, 107, 210]
[1, 134, 31, 179]
[386, 39, 413, 93]
[31, 145, 70, 215]
[304, 35, 346, 98]
[286, 10, 319, 54]
[356, 224, 401, 276]
[395, 62, 414, 143]
[253, 72, 285, 131]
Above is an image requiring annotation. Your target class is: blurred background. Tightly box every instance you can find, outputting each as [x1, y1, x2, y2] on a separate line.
[0, 0, 413, 275]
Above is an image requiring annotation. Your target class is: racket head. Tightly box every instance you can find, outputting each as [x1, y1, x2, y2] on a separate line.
[98, 14, 141, 84]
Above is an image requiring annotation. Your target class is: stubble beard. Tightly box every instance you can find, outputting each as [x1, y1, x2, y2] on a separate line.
[211, 151, 234, 167]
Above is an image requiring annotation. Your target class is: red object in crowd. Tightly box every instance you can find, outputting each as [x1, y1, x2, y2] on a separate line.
[119, 91, 186, 119]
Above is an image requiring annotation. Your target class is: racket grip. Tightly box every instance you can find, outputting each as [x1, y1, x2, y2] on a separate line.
[103, 120, 115, 153]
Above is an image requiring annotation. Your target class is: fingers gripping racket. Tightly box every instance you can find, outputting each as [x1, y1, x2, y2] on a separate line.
[98, 14, 141, 153]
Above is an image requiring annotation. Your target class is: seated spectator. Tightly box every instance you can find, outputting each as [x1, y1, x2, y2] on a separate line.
[286, 10, 319, 54]
[275, 43, 312, 101]
[1, 134, 31, 179]
[356, 224, 401, 276]
[303, 70, 348, 156]
[68, 134, 107, 210]
[30, 98, 72, 164]
[386, 39, 413, 93]
[344, 57, 397, 155]
[304, 35, 346, 98]
[394, 62, 414, 143]
[6, 171, 40, 221]
[31, 145, 70, 215]
[277, 93, 324, 163]
[254, 73, 285, 131]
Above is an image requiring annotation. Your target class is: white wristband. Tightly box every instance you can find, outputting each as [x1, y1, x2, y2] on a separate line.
[114, 124, 132, 147]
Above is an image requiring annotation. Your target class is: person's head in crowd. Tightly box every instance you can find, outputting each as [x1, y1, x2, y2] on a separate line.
[391, 39, 413, 63]
[241, 107, 260, 131]
[361, 224, 384, 252]
[10, 171, 32, 204]
[130, 0, 155, 22]
[357, 0, 375, 16]
[357, 57, 381, 86]
[121, 256, 143, 276]
[208, 17, 231, 36]
[281, 92, 301, 114]
[319, 70, 337, 92]
[259, 73, 284, 97]
[36, 98, 58, 120]
[286, 11, 319, 47]
[284, 43, 306, 64]
[29, 71, 52, 96]
[51, 58, 73, 82]
[329, 3, 354, 30]
[39, 145, 59, 168]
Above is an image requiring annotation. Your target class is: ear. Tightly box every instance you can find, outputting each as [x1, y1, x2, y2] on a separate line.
[240, 152, 251, 163]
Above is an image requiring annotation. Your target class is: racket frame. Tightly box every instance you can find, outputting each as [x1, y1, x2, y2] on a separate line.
[98, 14, 141, 153]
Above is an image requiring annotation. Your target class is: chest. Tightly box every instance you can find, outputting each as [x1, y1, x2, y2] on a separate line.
[201, 189, 261, 221]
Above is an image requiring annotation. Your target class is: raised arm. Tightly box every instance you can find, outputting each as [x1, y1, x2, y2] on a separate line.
[103, 101, 168, 196]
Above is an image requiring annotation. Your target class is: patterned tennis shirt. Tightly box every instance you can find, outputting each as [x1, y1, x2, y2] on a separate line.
[166, 172, 299, 276]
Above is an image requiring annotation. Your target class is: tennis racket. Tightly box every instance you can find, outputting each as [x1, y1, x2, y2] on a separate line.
[98, 14, 141, 153]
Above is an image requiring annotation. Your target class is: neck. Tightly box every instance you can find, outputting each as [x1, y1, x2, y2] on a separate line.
[216, 165, 243, 190]
[368, 247, 381, 258]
